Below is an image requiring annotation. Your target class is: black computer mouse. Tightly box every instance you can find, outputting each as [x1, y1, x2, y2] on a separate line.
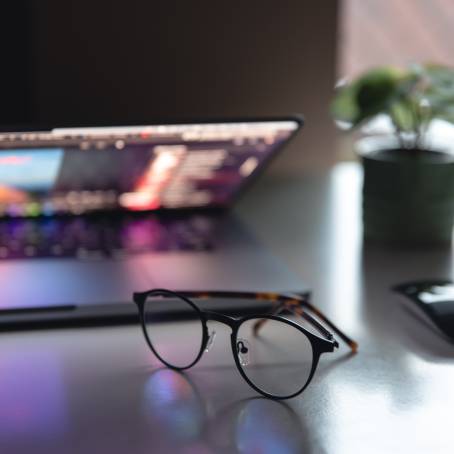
[393, 280, 454, 342]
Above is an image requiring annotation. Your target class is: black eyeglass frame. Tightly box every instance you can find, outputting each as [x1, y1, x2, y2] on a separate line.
[133, 288, 348, 400]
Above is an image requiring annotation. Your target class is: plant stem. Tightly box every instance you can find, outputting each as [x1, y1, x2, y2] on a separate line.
[411, 101, 421, 149]
[389, 112, 407, 149]
[419, 102, 432, 150]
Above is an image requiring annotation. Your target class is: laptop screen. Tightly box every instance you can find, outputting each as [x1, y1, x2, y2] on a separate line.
[0, 120, 299, 217]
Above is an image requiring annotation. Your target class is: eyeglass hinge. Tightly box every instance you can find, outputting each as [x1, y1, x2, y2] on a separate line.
[324, 332, 339, 348]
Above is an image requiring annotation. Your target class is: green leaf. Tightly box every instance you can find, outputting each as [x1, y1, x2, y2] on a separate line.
[389, 100, 417, 132]
[331, 67, 402, 129]
[424, 64, 454, 91]
[330, 82, 359, 127]
[435, 105, 454, 124]
[355, 68, 401, 119]
[420, 64, 454, 124]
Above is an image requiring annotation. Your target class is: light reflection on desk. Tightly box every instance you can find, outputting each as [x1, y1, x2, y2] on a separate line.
[0, 350, 67, 440]
[235, 399, 304, 454]
[142, 369, 306, 453]
[143, 369, 205, 445]
[327, 163, 363, 334]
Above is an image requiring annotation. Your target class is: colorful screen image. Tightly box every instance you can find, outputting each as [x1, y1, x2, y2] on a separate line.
[0, 121, 299, 218]
[0, 148, 63, 213]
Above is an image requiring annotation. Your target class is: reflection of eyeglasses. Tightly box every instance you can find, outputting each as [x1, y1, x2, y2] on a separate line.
[133, 289, 358, 399]
[144, 368, 306, 452]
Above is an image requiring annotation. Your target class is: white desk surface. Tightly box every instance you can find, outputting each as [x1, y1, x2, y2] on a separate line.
[1, 162, 453, 454]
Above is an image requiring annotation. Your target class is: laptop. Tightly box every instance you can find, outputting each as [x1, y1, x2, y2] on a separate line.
[0, 117, 306, 327]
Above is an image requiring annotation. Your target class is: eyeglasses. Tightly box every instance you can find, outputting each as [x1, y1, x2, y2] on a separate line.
[133, 289, 358, 399]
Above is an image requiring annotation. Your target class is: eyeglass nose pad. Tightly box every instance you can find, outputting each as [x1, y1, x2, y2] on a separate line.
[236, 338, 250, 366]
[204, 329, 217, 352]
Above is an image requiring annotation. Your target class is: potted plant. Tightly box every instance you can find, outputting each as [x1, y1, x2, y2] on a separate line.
[331, 63, 454, 245]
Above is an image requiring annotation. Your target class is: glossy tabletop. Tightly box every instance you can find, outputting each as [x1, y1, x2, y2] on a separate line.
[1, 163, 453, 454]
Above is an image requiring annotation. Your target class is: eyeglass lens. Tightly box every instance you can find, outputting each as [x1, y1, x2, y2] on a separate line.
[143, 293, 204, 369]
[236, 318, 314, 397]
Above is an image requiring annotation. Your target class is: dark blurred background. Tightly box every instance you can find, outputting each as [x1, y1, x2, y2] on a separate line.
[0, 1, 339, 174]
[4, 1, 449, 173]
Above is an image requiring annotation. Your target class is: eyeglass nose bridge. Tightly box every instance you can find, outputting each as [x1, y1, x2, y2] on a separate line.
[236, 338, 250, 366]
[204, 329, 217, 352]
[203, 311, 238, 328]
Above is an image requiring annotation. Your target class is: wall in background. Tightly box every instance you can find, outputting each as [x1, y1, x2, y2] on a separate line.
[1, 1, 339, 175]
[340, 0, 454, 78]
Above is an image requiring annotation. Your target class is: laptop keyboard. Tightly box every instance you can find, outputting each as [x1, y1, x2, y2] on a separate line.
[0, 214, 215, 260]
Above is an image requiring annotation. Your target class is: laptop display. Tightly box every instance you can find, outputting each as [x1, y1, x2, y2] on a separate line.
[0, 121, 299, 218]
[0, 120, 300, 260]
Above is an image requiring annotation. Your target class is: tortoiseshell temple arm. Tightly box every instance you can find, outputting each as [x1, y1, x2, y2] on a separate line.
[175, 290, 358, 353]
[252, 303, 339, 346]
[252, 297, 358, 353]
[176, 290, 311, 303]
[301, 299, 358, 352]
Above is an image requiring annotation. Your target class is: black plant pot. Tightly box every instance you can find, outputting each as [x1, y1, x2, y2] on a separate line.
[358, 137, 454, 246]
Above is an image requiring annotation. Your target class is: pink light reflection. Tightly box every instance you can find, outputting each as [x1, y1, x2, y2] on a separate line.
[0, 350, 68, 440]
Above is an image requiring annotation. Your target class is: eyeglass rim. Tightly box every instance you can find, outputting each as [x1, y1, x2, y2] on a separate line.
[134, 288, 334, 398]
[135, 289, 208, 370]
[227, 313, 321, 399]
